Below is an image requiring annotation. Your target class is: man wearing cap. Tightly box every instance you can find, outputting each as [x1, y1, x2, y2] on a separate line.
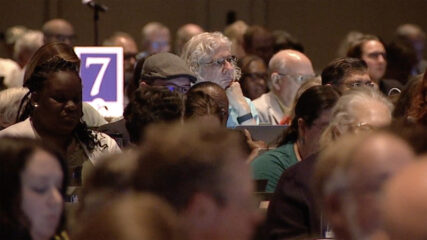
[97, 52, 193, 147]
[140, 52, 196, 93]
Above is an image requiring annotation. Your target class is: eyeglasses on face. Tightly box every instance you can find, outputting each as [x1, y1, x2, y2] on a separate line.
[204, 56, 237, 67]
[345, 81, 375, 88]
[277, 72, 314, 84]
[350, 122, 375, 133]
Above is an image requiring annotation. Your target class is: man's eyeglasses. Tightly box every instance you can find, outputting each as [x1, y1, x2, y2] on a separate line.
[277, 73, 314, 84]
[345, 81, 375, 88]
[163, 84, 190, 93]
[204, 56, 237, 67]
[350, 122, 375, 133]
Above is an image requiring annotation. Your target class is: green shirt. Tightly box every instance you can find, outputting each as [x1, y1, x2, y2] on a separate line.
[251, 142, 298, 192]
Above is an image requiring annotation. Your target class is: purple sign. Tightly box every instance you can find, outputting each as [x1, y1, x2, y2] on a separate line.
[74, 47, 123, 117]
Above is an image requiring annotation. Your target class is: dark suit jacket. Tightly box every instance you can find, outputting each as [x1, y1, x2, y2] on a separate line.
[97, 118, 130, 148]
[265, 154, 322, 240]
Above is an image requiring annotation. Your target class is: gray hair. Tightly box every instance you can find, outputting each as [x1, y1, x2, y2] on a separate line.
[320, 88, 393, 147]
[141, 22, 170, 43]
[181, 32, 241, 83]
[0, 87, 29, 128]
[13, 30, 43, 61]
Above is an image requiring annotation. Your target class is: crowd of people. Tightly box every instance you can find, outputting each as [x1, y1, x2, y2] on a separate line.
[0, 17, 426, 240]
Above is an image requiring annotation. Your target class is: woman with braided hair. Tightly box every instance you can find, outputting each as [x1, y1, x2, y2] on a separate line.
[0, 42, 120, 192]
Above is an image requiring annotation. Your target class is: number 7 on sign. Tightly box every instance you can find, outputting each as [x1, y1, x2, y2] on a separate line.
[85, 57, 111, 96]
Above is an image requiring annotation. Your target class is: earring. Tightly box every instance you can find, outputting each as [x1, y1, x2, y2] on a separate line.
[33, 103, 39, 108]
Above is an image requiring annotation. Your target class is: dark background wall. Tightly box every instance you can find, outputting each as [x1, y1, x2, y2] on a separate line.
[1, 0, 426, 71]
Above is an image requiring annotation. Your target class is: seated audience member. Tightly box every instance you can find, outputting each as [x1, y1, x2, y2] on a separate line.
[313, 131, 414, 240]
[347, 35, 401, 95]
[137, 22, 171, 60]
[8, 30, 44, 88]
[187, 82, 265, 162]
[3, 25, 28, 59]
[251, 85, 339, 192]
[384, 39, 418, 90]
[103, 32, 139, 105]
[224, 20, 248, 59]
[71, 193, 182, 240]
[243, 25, 274, 65]
[0, 137, 68, 240]
[393, 75, 423, 120]
[395, 23, 426, 75]
[272, 30, 304, 54]
[406, 71, 427, 125]
[381, 156, 427, 240]
[321, 57, 374, 93]
[99, 86, 184, 148]
[185, 91, 224, 126]
[133, 121, 263, 240]
[187, 82, 229, 126]
[0, 42, 120, 189]
[181, 32, 259, 127]
[42, 18, 75, 46]
[266, 87, 394, 239]
[175, 23, 204, 56]
[140, 52, 197, 93]
[0, 87, 28, 129]
[98, 52, 192, 146]
[254, 49, 315, 125]
[124, 86, 183, 145]
[77, 150, 139, 218]
[18, 41, 106, 127]
[238, 55, 268, 100]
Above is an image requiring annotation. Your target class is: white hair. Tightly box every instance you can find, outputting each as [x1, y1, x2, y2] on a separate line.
[13, 30, 43, 62]
[320, 87, 393, 147]
[0, 87, 29, 127]
[180, 32, 241, 82]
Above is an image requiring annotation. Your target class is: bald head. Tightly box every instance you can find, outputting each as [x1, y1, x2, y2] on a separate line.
[175, 24, 204, 55]
[42, 18, 75, 46]
[269, 50, 314, 76]
[268, 50, 314, 106]
[382, 156, 427, 240]
[103, 32, 138, 73]
[317, 132, 414, 240]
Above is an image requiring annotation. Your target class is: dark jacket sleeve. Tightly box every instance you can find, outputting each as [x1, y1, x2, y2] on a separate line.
[265, 155, 321, 239]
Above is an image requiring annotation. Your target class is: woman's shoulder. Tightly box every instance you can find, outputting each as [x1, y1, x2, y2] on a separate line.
[252, 143, 294, 166]
[0, 118, 36, 138]
[91, 130, 121, 152]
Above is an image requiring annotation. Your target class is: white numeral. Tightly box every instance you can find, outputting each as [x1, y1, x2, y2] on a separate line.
[85, 57, 111, 96]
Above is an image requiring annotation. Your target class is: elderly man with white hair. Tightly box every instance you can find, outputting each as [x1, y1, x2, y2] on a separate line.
[253, 50, 315, 125]
[181, 32, 258, 127]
